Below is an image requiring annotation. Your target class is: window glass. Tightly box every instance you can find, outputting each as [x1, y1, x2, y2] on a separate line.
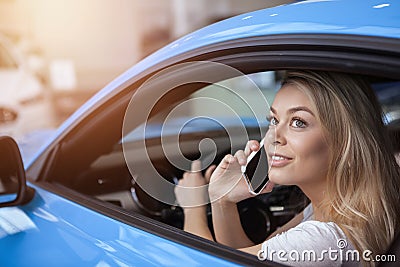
[59, 70, 308, 242]
[124, 71, 280, 145]
[52, 68, 400, 243]
[190, 71, 279, 119]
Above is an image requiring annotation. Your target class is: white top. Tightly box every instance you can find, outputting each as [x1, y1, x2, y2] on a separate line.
[302, 203, 314, 222]
[258, 205, 360, 266]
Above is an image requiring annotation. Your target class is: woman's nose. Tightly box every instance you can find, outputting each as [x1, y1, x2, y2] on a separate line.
[265, 125, 285, 146]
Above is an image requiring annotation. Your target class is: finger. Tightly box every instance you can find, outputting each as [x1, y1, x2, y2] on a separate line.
[191, 160, 202, 172]
[204, 165, 217, 183]
[244, 140, 260, 156]
[216, 154, 242, 176]
[234, 150, 247, 166]
[177, 177, 185, 186]
[220, 154, 235, 168]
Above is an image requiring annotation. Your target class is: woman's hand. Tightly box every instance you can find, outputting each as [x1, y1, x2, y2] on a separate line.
[209, 140, 275, 247]
[174, 160, 216, 208]
[174, 160, 216, 241]
[209, 140, 272, 204]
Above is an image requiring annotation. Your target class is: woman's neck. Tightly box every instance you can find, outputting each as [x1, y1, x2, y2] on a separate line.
[299, 181, 327, 221]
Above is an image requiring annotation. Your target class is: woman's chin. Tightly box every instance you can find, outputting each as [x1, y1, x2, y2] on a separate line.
[269, 171, 292, 186]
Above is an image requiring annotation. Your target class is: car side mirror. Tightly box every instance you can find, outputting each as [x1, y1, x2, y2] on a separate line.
[0, 136, 34, 207]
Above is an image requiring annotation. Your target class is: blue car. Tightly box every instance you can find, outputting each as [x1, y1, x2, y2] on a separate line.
[1, 0, 400, 266]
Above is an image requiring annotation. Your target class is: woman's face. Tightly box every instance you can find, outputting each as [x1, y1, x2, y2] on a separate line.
[265, 84, 330, 188]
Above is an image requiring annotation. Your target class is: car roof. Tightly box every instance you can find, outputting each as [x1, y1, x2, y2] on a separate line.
[28, 0, 400, 167]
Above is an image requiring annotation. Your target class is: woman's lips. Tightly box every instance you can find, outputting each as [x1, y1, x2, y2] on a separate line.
[269, 153, 292, 167]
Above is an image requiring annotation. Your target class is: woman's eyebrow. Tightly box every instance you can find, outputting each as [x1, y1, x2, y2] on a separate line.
[270, 106, 315, 116]
[288, 106, 315, 116]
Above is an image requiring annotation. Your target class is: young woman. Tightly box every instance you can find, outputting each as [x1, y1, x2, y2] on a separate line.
[175, 70, 400, 266]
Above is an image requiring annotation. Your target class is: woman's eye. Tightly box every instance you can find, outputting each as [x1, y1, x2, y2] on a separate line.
[291, 118, 306, 128]
[270, 117, 278, 126]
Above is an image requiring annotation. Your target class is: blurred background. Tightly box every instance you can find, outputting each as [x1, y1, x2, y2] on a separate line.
[0, 0, 294, 143]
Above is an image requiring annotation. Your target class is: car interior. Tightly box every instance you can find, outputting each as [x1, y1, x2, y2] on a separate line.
[36, 66, 400, 248]
[41, 70, 309, 244]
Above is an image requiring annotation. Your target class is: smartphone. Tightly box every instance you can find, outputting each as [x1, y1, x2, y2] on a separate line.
[241, 139, 269, 195]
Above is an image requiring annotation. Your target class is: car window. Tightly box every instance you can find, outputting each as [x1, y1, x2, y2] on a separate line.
[48, 68, 309, 241]
[122, 71, 279, 158]
[48, 67, 400, 246]
[91, 71, 281, 210]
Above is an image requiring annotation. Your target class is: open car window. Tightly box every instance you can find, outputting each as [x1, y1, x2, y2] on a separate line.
[44, 64, 400, 256]
[47, 69, 309, 242]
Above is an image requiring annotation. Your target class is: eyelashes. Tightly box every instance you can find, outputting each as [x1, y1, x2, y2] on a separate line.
[266, 115, 308, 128]
[291, 117, 307, 128]
[266, 115, 277, 126]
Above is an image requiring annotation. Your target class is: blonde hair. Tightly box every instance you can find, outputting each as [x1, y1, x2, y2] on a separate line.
[283, 70, 400, 265]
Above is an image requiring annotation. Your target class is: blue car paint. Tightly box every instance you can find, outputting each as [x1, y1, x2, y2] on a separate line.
[2, 0, 399, 266]
[0, 184, 241, 267]
[24, 0, 400, 169]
